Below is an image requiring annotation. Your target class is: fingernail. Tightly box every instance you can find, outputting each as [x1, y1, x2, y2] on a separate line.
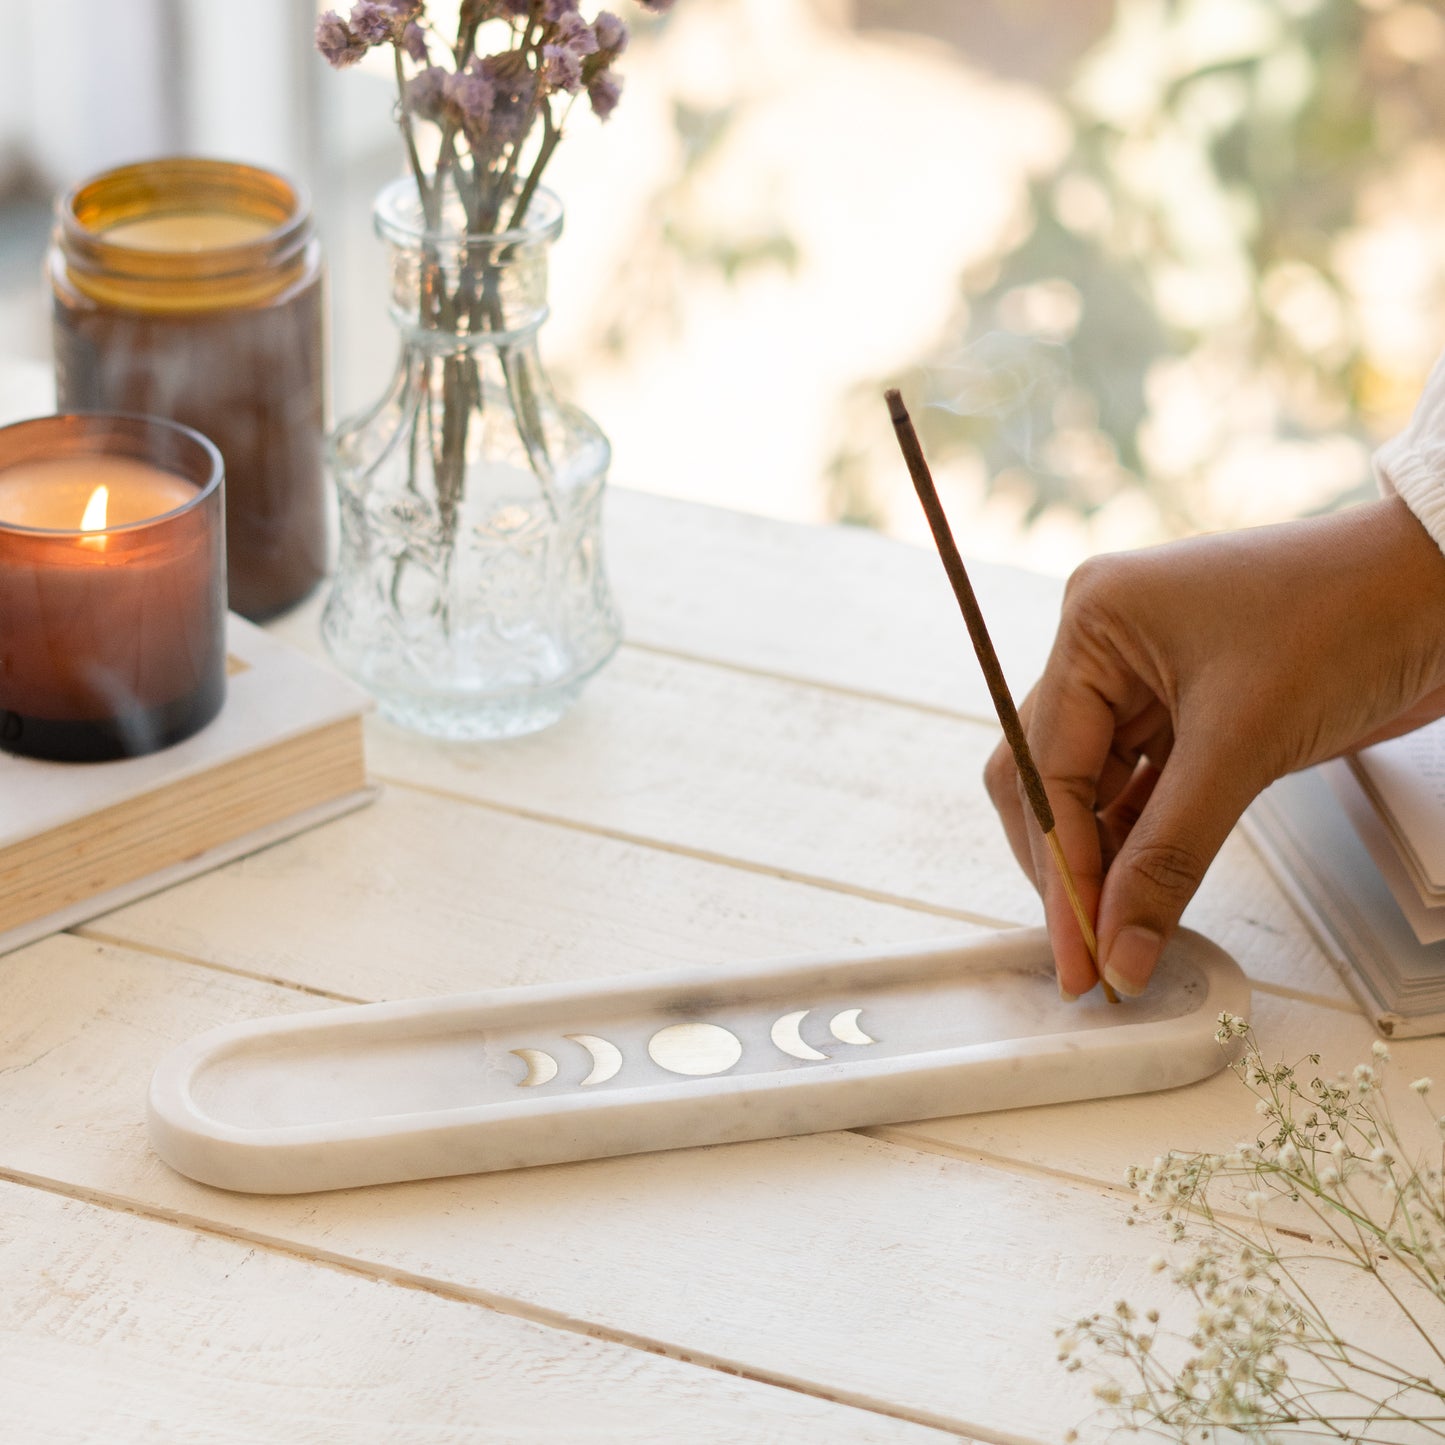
[1059, 984, 1079, 1004]
[1103, 926, 1161, 998]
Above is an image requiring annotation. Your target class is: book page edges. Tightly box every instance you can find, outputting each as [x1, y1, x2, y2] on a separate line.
[1244, 769, 1445, 1038]
[0, 785, 377, 958]
[0, 718, 369, 933]
[1351, 723, 1445, 896]
[0, 614, 371, 843]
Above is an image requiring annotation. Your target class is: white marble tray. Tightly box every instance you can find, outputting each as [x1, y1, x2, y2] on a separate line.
[148, 926, 1249, 1194]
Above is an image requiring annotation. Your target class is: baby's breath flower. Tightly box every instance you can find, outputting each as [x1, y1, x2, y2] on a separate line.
[1413, 1077, 1434, 1095]
[1063, 1018, 1445, 1438]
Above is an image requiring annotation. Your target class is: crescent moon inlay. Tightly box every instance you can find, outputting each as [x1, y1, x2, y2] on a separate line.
[511, 1048, 558, 1087]
[770, 1010, 828, 1061]
[647, 1023, 742, 1076]
[566, 1033, 623, 1086]
[829, 1008, 876, 1046]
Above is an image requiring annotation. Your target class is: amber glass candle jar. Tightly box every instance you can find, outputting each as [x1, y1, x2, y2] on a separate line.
[50, 157, 325, 621]
[0, 413, 226, 762]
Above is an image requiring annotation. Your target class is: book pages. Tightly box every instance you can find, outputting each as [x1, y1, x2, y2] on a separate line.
[1328, 763, 1445, 945]
[1351, 719, 1445, 901]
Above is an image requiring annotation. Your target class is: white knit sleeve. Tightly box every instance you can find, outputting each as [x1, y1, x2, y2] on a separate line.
[1375, 350, 1445, 554]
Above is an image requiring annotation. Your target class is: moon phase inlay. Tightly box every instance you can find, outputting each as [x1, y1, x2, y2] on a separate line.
[829, 1008, 876, 1046]
[770, 1010, 829, 1061]
[566, 1033, 623, 1086]
[511, 1048, 558, 1086]
[647, 1022, 743, 1076]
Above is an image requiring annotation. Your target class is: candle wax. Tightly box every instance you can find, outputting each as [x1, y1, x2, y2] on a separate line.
[0, 456, 198, 529]
[103, 212, 274, 252]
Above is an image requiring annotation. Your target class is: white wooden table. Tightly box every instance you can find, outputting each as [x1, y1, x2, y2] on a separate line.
[3, 362, 1441, 1442]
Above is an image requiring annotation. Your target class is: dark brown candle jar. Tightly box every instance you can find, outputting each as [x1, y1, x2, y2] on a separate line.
[50, 158, 326, 621]
[0, 413, 227, 762]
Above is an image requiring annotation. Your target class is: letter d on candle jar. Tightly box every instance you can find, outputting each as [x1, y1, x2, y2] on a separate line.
[0, 414, 226, 762]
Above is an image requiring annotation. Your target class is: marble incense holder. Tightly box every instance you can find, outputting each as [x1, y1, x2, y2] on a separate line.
[148, 926, 1250, 1194]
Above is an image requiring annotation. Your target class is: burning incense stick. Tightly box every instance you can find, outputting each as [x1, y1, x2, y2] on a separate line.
[884, 387, 1119, 1005]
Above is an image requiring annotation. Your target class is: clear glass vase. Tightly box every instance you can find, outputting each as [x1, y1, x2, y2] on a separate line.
[322, 178, 621, 739]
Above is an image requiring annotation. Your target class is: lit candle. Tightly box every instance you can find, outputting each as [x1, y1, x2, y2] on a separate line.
[0, 414, 226, 762]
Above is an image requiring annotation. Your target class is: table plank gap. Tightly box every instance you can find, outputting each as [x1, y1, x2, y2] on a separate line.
[623, 639, 1006, 730]
[367, 772, 1027, 932]
[0, 1163, 986, 1443]
[68, 925, 371, 1004]
[1247, 978, 1366, 1014]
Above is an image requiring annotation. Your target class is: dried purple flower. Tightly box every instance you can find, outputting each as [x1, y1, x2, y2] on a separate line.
[481, 51, 538, 147]
[542, 43, 584, 94]
[347, 0, 394, 45]
[587, 70, 622, 121]
[543, 0, 581, 19]
[552, 12, 598, 54]
[592, 11, 628, 55]
[406, 65, 451, 124]
[446, 63, 497, 131]
[378, 0, 423, 17]
[401, 21, 429, 62]
[316, 10, 369, 67]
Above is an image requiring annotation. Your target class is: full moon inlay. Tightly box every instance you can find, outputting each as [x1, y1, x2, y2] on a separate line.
[647, 1022, 743, 1076]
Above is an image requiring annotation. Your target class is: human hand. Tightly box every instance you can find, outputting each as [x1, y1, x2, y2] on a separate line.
[985, 497, 1445, 999]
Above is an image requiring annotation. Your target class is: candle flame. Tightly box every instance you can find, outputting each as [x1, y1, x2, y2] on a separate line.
[81, 485, 109, 532]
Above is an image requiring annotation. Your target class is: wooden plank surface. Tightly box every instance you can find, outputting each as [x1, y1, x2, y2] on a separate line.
[1, 934, 1433, 1442]
[0, 1183, 958, 1445]
[83, 782, 982, 1002]
[1, 357, 1383, 1443]
[606, 487, 1065, 722]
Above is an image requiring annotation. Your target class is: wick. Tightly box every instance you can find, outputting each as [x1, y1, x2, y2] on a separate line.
[883, 387, 1119, 1005]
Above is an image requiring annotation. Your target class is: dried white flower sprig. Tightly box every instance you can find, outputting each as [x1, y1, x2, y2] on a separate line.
[1061, 1014, 1445, 1442]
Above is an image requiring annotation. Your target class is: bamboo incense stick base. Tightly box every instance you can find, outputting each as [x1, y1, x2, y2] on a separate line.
[1044, 829, 1120, 1004]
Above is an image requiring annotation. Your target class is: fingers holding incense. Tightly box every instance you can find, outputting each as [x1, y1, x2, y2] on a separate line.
[884, 386, 1118, 1003]
[986, 687, 1108, 1001]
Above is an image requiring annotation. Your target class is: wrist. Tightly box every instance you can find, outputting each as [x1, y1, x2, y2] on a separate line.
[1371, 496, 1445, 695]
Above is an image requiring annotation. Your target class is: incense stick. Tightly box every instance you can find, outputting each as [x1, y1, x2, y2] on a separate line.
[884, 387, 1119, 1005]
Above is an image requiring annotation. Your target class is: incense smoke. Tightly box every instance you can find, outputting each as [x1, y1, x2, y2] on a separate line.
[925, 332, 1069, 468]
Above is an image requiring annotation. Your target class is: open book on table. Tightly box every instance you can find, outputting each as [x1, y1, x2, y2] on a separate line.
[1245, 718, 1445, 1037]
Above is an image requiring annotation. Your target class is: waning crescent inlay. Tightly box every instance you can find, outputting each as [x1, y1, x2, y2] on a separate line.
[565, 1033, 623, 1086]
[511, 1048, 559, 1086]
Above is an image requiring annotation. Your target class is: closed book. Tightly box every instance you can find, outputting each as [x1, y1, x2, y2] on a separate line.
[0, 614, 374, 956]
[1245, 735, 1445, 1038]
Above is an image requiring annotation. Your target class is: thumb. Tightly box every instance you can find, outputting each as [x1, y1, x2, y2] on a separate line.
[1095, 743, 1256, 996]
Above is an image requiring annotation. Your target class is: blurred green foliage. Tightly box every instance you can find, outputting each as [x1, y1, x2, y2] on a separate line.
[844, 0, 1445, 536]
